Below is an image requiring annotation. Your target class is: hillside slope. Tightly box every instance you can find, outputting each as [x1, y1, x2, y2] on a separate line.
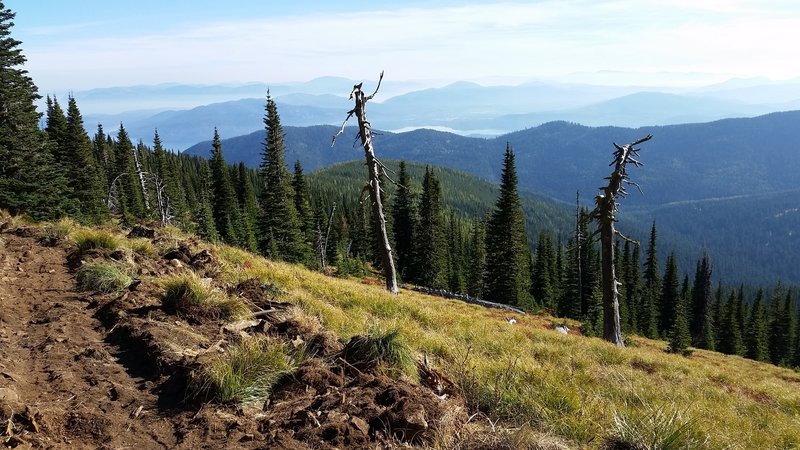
[1, 220, 799, 449]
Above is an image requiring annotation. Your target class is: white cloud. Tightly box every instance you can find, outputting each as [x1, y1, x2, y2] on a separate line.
[21, 1, 800, 92]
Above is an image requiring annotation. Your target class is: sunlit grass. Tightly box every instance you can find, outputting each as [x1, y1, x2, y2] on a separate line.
[205, 241, 800, 449]
[160, 271, 251, 322]
[75, 262, 132, 293]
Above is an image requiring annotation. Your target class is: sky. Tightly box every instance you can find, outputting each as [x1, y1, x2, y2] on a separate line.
[8, 0, 800, 94]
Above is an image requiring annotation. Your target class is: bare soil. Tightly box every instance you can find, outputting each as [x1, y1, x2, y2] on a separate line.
[0, 227, 467, 449]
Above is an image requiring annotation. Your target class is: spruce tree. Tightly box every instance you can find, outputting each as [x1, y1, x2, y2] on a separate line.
[208, 128, 242, 245]
[113, 124, 146, 222]
[92, 124, 112, 191]
[0, 4, 74, 221]
[625, 243, 642, 333]
[691, 254, 715, 349]
[291, 160, 315, 263]
[641, 222, 661, 338]
[153, 130, 186, 225]
[768, 283, 790, 365]
[483, 144, 531, 307]
[531, 232, 554, 309]
[414, 166, 447, 289]
[235, 162, 259, 252]
[465, 218, 486, 298]
[194, 160, 219, 242]
[64, 95, 108, 223]
[669, 275, 692, 354]
[719, 290, 744, 355]
[659, 253, 680, 338]
[259, 94, 304, 261]
[447, 213, 466, 293]
[746, 289, 770, 362]
[391, 161, 416, 280]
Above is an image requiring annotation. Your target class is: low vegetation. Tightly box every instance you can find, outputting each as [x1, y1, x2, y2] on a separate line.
[72, 228, 124, 253]
[75, 262, 132, 293]
[342, 325, 416, 378]
[188, 336, 302, 403]
[160, 271, 251, 321]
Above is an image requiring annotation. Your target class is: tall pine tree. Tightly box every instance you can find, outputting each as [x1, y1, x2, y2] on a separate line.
[259, 94, 304, 261]
[391, 161, 416, 280]
[483, 144, 531, 307]
[208, 128, 242, 245]
[64, 95, 108, 223]
[413, 167, 447, 289]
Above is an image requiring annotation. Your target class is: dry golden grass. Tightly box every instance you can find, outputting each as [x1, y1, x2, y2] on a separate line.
[210, 242, 800, 449]
[31, 220, 799, 449]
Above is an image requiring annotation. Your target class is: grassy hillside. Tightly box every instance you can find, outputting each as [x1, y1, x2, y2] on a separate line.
[5, 214, 797, 449]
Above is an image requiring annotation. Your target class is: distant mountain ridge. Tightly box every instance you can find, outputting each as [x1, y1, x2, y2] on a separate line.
[76, 77, 800, 151]
[185, 110, 800, 207]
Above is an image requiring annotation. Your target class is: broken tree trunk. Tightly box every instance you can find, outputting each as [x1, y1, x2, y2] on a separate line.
[591, 134, 653, 347]
[333, 72, 399, 294]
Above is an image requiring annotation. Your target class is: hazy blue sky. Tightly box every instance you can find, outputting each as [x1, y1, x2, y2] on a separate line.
[9, 0, 800, 93]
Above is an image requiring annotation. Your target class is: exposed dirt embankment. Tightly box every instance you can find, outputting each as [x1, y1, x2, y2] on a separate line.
[0, 227, 472, 450]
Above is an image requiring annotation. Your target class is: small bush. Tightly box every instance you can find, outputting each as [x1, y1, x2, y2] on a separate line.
[72, 229, 123, 252]
[161, 272, 250, 321]
[189, 336, 301, 403]
[335, 256, 370, 278]
[343, 326, 416, 377]
[76, 262, 132, 293]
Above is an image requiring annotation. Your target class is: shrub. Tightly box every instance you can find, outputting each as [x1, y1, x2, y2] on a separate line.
[76, 262, 132, 293]
[343, 326, 416, 377]
[189, 336, 301, 403]
[72, 229, 123, 252]
[127, 237, 157, 256]
[40, 218, 76, 245]
[161, 272, 250, 321]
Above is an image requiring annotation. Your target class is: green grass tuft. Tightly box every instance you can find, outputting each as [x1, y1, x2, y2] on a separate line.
[189, 336, 302, 403]
[606, 400, 708, 450]
[76, 262, 132, 293]
[161, 272, 251, 322]
[343, 325, 416, 378]
[72, 229, 123, 252]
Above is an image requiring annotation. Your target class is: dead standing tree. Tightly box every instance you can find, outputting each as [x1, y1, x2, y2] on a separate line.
[589, 134, 653, 347]
[332, 72, 399, 294]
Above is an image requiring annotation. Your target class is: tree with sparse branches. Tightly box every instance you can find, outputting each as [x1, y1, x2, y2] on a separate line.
[588, 134, 653, 347]
[332, 72, 399, 294]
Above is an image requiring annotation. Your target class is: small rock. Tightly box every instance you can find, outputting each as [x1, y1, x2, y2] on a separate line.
[169, 259, 183, 268]
[22, 250, 30, 257]
[554, 325, 569, 335]
[350, 416, 369, 435]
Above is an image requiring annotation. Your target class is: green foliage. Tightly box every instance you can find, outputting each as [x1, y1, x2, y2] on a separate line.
[189, 336, 301, 403]
[691, 254, 714, 349]
[342, 326, 416, 378]
[153, 130, 186, 226]
[259, 95, 305, 262]
[161, 273, 250, 322]
[746, 289, 770, 362]
[391, 161, 416, 280]
[64, 96, 108, 224]
[659, 253, 680, 338]
[234, 162, 259, 252]
[668, 278, 692, 356]
[209, 128, 243, 245]
[413, 166, 447, 289]
[483, 145, 532, 307]
[76, 262, 132, 293]
[72, 229, 123, 252]
[607, 401, 707, 450]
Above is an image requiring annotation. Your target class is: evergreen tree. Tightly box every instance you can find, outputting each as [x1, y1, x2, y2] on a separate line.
[659, 253, 680, 338]
[153, 130, 186, 225]
[0, 8, 74, 221]
[112, 124, 146, 222]
[785, 289, 797, 365]
[64, 95, 108, 223]
[531, 232, 555, 309]
[259, 94, 305, 261]
[45, 96, 68, 159]
[92, 124, 112, 191]
[640, 222, 661, 338]
[194, 160, 219, 242]
[235, 162, 259, 252]
[691, 254, 715, 349]
[746, 289, 770, 362]
[414, 166, 447, 289]
[208, 128, 242, 245]
[465, 218, 486, 298]
[719, 290, 744, 355]
[768, 283, 791, 365]
[391, 161, 416, 280]
[447, 213, 466, 293]
[291, 160, 315, 263]
[625, 243, 643, 333]
[483, 144, 531, 307]
[669, 275, 692, 354]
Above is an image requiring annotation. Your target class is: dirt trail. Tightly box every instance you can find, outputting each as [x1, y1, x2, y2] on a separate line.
[0, 231, 175, 449]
